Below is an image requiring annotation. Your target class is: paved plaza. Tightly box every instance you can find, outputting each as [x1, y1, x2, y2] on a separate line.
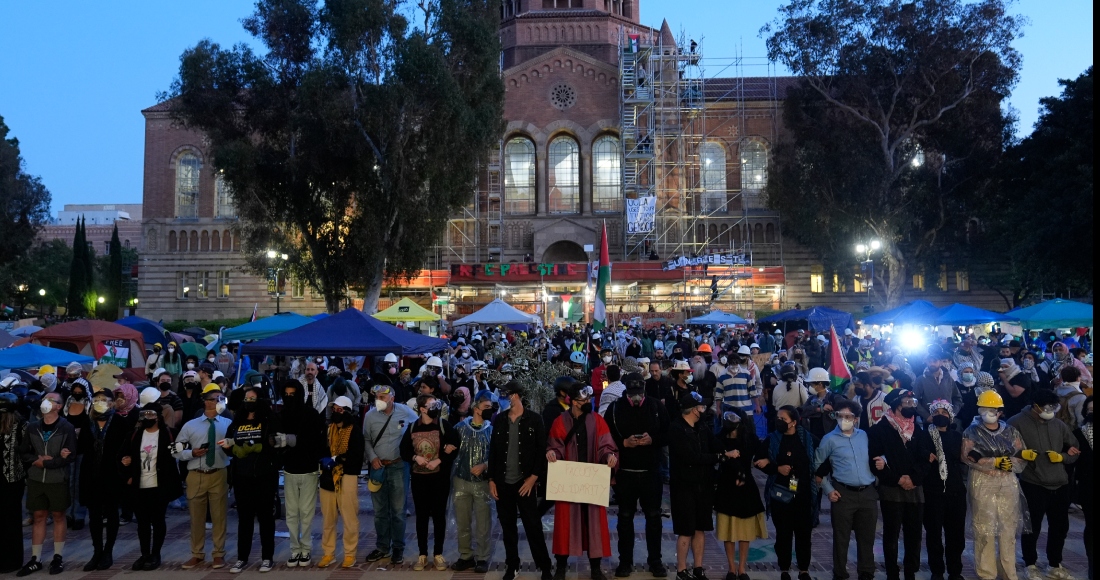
[16, 476, 1089, 579]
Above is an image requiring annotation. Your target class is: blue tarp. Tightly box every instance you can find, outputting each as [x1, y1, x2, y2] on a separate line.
[758, 306, 856, 332]
[862, 300, 939, 326]
[241, 308, 450, 357]
[929, 303, 1018, 327]
[686, 310, 749, 325]
[1005, 299, 1093, 329]
[115, 316, 170, 350]
[310, 312, 329, 320]
[222, 313, 315, 342]
[0, 344, 96, 370]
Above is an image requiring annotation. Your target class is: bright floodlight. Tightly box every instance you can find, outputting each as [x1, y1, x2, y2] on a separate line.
[38, 289, 46, 296]
[900, 330, 926, 352]
[870, 240, 882, 250]
[266, 250, 277, 258]
[97, 296, 105, 304]
[856, 243, 867, 254]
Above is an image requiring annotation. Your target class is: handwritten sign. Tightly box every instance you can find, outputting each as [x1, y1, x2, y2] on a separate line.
[546, 460, 612, 507]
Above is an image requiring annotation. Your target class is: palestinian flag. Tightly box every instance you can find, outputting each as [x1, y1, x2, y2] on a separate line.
[827, 325, 852, 393]
[592, 222, 611, 331]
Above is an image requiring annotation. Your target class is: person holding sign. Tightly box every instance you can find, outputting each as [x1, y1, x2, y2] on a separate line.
[547, 383, 619, 580]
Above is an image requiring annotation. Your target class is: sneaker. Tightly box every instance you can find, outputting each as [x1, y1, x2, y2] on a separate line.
[48, 556, 64, 576]
[1027, 566, 1047, 580]
[617, 563, 634, 577]
[213, 557, 226, 569]
[287, 553, 300, 567]
[341, 556, 356, 569]
[317, 555, 336, 568]
[452, 559, 475, 571]
[16, 557, 42, 577]
[504, 566, 520, 580]
[391, 552, 405, 565]
[365, 549, 391, 563]
[259, 560, 274, 573]
[1047, 565, 1075, 580]
[83, 554, 102, 572]
[414, 556, 429, 571]
[676, 571, 695, 580]
[476, 561, 491, 574]
[230, 560, 247, 574]
[143, 557, 161, 571]
[649, 563, 668, 578]
[181, 557, 204, 569]
[434, 555, 448, 571]
[299, 553, 312, 567]
[694, 570, 710, 580]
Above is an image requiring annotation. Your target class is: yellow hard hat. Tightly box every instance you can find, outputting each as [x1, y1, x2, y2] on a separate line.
[37, 365, 56, 377]
[367, 478, 383, 493]
[976, 389, 1004, 409]
[202, 383, 223, 395]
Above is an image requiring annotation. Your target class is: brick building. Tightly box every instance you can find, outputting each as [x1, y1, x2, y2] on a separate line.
[137, 0, 1002, 323]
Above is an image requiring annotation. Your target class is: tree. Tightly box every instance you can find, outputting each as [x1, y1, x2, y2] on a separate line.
[970, 67, 1094, 307]
[67, 218, 88, 317]
[0, 240, 72, 316]
[103, 224, 123, 321]
[82, 217, 95, 312]
[162, 0, 505, 313]
[0, 115, 51, 271]
[763, 0, 1021, 307]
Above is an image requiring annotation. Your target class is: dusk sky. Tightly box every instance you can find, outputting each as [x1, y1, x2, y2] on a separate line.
[0, 0, 1092, 213]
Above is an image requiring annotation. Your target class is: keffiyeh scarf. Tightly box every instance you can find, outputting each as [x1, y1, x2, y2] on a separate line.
[885, 408, 915, 441]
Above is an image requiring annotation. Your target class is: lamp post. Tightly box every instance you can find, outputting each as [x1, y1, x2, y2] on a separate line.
[266, 250, 289, 314]
[855, 240, 881, 310]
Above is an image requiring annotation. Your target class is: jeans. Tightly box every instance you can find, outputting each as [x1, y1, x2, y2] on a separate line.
[235, 476, 276, 562]
[67, 456, 86, 523]
[829, 484, 879, 580]
[614, 470, 663, 566]
[1021, 481, 1071, 567]
[371, 461, 409, 554]
[283, 471, 319, 556]
[880, 499, 923, 579]
[496, 479, 552, 570]
[135, 488, 167, 559]
[453, 477, 492, 561]
[924, 490, 966, 576]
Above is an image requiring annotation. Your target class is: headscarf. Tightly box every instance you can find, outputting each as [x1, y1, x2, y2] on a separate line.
[927, 399, 954, 483]
[114, 383, 139, 416]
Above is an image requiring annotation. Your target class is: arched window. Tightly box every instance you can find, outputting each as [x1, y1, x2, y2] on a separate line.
[175, 152, 201, 218]
[504, 137, 536, 215]
[700, 141, 727, 214]
[168, 231, 177, 252]
[740, 140, 767, 191]
[731, 225, 740, 247]
[123, 239, 130, 248]
[190, 231, 199, 252]
[708, 224, 719, 245]
[211, 230, 221, 252]
[548, 136, 580, 214]
[222, 231, 232, 252]
[200, 230, 210, 251]
[592, 136, 622, 213]
[765, 223, 776, 243]
[215, 173, 236, 218]
[753, 223, 764, 244]
[719, 225, 730, 247]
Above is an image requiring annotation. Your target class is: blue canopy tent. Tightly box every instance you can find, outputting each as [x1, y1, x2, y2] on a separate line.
[928, 303, 1019, 327]
[0, 344, 96, 369]
[685, 310, 748, 325]
[311, 312, 329, 320]
[221, 312, 316, 342]
[115, 316, 170, 350]
[758, 306, 856, 332]
[1005, 299, 1093, 329]
[862, 300, 939, 326]
[241, 308, 451, 357]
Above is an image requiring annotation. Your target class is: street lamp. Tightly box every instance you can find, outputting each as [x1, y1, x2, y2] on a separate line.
[38, 289, 46, 296]
[855, 240, 882, 309]
[266, 249, 289, 314]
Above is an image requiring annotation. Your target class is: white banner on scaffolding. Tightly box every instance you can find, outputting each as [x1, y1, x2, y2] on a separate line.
[663, 251, 747, 271]
[625, 196, 656, 234]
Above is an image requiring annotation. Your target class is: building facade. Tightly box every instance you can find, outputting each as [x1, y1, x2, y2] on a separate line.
[38, 203, 145, 255]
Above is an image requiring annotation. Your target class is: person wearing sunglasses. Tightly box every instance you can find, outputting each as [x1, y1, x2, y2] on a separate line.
[546, 383, 619, 580]
[1008, 389, 1081, 580]
[119, 402, 181, 572]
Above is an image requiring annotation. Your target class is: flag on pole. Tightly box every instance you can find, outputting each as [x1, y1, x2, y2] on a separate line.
[250, 303, 258, 323]
[827, 325, 852, 393]
[592, 221, 611, 331]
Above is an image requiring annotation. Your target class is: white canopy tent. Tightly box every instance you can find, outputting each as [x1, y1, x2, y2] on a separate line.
[453, 298, 541, 326]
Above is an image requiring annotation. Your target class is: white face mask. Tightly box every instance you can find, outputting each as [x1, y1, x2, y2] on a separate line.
[215, 400, 227, 414]
[1038, 410, 1056, 421]
[40, 400, 54, 414]
[839, 418, 855, 432]
[719, 356, 728, 365]
[981, 410, 1000, 425]
[375, 399, 389, 412]
[684, 373, 693, 384]
[92, 400, 111, 414]
[187, 363, 195, 369]
[602, 356, 612, 364]
[167, 348, 175, 353]
[220, 348, 228, 354]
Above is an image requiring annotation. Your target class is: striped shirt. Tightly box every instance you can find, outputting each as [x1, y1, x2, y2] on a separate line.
[715, 364, 760, 415]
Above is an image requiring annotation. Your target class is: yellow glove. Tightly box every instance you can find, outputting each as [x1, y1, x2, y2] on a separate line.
[1020, 449, 1038, 461]
[994, 456, 1014, 472]
[1046, 451, 1064, 463]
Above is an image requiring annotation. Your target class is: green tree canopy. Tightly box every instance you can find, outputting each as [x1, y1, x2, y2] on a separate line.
[0, 115, 51, 272]
[162, 0, 505, 312]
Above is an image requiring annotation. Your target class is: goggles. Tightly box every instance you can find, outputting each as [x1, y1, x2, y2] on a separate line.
[372, 385, 394, 396]
[574, 386, 594, 401]
[832, 412, 857, 421]
[721, 411, 741, 424]
[138, 410, 159, 420]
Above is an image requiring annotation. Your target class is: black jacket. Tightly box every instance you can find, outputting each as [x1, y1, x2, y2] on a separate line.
[868, 417, 933, 490]
[667, 416, 719, 485]
[77, 412, 129, 504]
[603, 395, 669, 471]
[320, 419, 364, 491]
[279, 404, 326, 474]
[1073, 426, 1093, 506]
[488, 409, 547, 484]
[119, 426, 183, 503]
[541, 399, 569, 437]
[922, 426, 966, 497]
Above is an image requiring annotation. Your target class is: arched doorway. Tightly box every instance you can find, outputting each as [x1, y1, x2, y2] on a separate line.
[542, 240, 588, 263]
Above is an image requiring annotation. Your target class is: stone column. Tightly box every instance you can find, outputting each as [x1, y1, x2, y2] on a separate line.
[581, 151, 592, 215]
[537, 150, 547, 217]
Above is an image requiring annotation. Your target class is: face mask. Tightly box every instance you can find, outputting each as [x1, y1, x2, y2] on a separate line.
[479, 408, 494, 421]
[215, 400, 227, 414]
[931, 415, 951, 428]
[92, 400, 110, 414]
[141, 418, 158, 429]
[186, 363, 195, 369]
[627, 393, 644, 405]
[719, 356, 728, 365]
[1083, 412, 1093, 424]
[602, 356, 612, 364]
[375, 399, 389, 412]
[684, 374, 693, 384]
[960, 373, 975, 385]
[1038, 410, 1056, 421]
[426, 407, 441, 420]
[159, 381, 172, 391]
[40, 400, 54, 414]
[579, 402, 593, 413]
[981, 410, 1000, 425]
[207, 357, 216, 363]
[242, 401, 259, 413]
[168, 348, 175, 353]
[1021, 360, 1035, 370]
[900, 407, 918, 419]
[839, 418, 855, 432]
[220, 348, 228, 354]
[71, 391, 86, 401]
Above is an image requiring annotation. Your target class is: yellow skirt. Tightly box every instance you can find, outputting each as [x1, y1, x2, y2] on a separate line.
[715, 512, 768, 543]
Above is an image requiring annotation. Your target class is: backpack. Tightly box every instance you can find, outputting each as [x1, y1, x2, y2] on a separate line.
[1056, 389, 1084, 430]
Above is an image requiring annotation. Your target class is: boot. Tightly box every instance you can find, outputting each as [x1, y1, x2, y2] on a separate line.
[83, 553, 102, 572]
[98, 543, 114, 570]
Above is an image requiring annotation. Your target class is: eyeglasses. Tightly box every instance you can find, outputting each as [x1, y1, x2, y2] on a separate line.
[1037, 404, 1062, 414]
[203, 396, 222, 402]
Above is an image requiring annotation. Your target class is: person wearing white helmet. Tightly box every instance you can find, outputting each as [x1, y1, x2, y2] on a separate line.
[715, 345, 763, 419]
[316, 396, 363, 569]
[799, 367, 845, 439]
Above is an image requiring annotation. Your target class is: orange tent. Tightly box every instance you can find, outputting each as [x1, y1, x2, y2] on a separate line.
[31, 320, 147, 369]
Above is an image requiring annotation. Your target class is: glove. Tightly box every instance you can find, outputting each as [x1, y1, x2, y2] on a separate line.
[1046, 450, 1064, 463]
[1020, 449, 1038, 461]
[320, 457, 336, 470]
[273, 433, 287, 448]
[171, 441, 191, 454]
[994, 456, 1014, 472]
[219, 437, 235, 448]
[284, 434, 297, 448]
[967, 450, 984, 463]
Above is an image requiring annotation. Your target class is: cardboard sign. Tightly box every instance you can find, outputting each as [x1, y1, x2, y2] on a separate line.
[546, 460, 612, 507]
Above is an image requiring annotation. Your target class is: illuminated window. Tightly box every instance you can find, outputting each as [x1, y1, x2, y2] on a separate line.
[196, 271, 212, 299]
[177, 272, 190, 300]
[592, 136, 622, 213]
[217, 271, 230, 298]
[956, 270, 970, 292]
[504, 138, 535, 215]
[701, 141, 727, 214]
[810, 265, 824, 294]
[215, 173, 236, 218]
[937, 264, 948, 291]
[912, 272, 926, 291]
[175, 152, 200, 218]
[292, 277, 305, 299]
[740, 140, 767, 191]
[832, 273, 847, 293]
[854, 267, 867, 293]
[548, 136, 580, 214]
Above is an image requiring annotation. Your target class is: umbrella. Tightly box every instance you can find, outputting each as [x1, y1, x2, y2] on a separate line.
[862, 300, 939, 326]
[88, 364, 123, 391]
[1005, 299, 1093, 329]
[181, 342, 208, 359]
[170, 332, 195, 344]
[929, 303, 1018, 327]
[9, 325, 43, 337]
[0, 344, 96, 370]
[115, 316, 170, 350]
